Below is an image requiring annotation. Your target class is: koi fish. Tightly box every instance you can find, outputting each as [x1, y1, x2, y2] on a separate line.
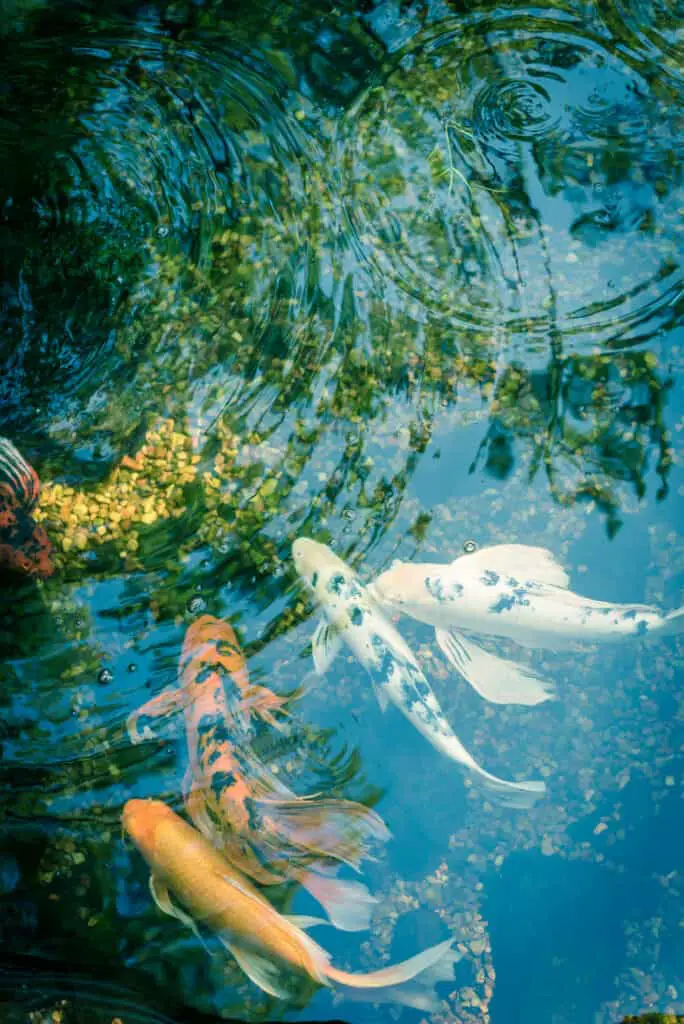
[368, 544, 684, 706]
[0, 438, 53, 578]
[122, 798, 459, 1011]
[127, 615, 389, 931]
[292, 538, 545, 809]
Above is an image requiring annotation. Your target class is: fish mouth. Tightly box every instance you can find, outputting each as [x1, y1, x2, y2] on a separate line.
[291, 537, 321, 579]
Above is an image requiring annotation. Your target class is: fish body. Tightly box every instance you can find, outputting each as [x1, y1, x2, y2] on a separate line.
[369, 544, 684, 706]
[0, 438, 53, 578]
[127, 615, 389, 931]
[123, 798, 458, 1009]
[292, 538, 545, 808]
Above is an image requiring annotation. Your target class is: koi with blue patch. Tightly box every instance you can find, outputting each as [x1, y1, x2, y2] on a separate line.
[368, 544, 684, 706]
[0, 438, 53, 578]
[292, 538, 546, 809]
[127, 615, 390, 931]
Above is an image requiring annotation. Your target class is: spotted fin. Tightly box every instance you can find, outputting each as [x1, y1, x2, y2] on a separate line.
[457, 544, 569, 589]
[311, 616, 343, 674]
[435, 629, 555, 706]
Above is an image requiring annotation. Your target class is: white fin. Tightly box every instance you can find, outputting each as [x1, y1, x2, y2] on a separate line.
[456, 544, 569, 589]
[435, 629, 555, 706]
[283, 914, 329, 929]
[227, 942, 294, 999]
[373, 682, 390, 712]
[149, 874, 211, 951]
[302, 873, 378, 932]
[470, 768, 546, 809]
[311, 617, 342, 674]
[326, 936, 457, 992]
[337, 940, 462, 1011]
[662, 607, 684, 635]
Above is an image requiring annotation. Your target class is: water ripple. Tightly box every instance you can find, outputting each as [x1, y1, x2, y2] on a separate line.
[336, 10, 683, 349]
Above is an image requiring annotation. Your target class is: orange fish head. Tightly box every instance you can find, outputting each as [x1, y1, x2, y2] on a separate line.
[122, 798, 176, 856]
[181, 615, 245, 676]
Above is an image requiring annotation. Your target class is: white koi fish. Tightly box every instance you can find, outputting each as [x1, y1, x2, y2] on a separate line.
[292, 538, 546, 809]
[368, 543, 684, 707]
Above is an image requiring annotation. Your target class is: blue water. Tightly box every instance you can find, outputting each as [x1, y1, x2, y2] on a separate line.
[0, 0, 682, 1021]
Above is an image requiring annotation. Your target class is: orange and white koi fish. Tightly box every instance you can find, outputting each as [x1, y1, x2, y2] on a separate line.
[127, 615, 390, 931]
[0, 438, 53, 578]
[123, 799, 459, 1011]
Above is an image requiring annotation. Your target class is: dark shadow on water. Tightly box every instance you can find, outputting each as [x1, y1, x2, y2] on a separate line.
[485, 852, 637, 1024]
[0, 954, 351, 1024]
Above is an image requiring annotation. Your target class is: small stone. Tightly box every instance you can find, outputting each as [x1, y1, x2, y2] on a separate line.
[541, 835, 554, 856]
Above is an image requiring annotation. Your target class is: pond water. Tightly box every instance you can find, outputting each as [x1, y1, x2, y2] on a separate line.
[0, 0, 682, 1021]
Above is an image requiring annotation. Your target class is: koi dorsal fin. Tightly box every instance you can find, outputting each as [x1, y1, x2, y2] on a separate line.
[455, 544, 570, 589]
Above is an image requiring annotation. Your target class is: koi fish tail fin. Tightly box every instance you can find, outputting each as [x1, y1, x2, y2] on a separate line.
[470, 765, 546, 810]
[260, 796, 391, 872]
[661, 607, 684, 635]
[427, 730, 546, 809]
[325, 937, 461, 1010]
[300, 871, 379, 932]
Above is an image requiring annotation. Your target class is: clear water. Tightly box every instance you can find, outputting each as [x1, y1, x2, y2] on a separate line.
[0, 0, 682, 1021]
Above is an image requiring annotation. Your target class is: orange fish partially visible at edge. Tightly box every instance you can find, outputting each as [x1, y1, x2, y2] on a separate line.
[0, 438, 53, 578]
[127, 614, 390, 931]
[123, 798, 458, 1010]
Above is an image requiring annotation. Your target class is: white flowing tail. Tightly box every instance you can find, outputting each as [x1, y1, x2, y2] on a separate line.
[429, 730, 546, 809]
[325, 936, 461, 1010]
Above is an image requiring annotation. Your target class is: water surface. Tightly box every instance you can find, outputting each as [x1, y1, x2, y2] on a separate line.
[0, 0, 682, 1021]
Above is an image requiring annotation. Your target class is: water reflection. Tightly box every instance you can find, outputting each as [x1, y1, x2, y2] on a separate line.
[0, 0, 682, 1020]
[336, 10, 682, 346]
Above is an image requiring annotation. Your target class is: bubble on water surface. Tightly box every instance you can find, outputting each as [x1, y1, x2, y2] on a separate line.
[463, 539, 478, 553]
[186, 596, 206, 615]
[97, 668, 113, 685]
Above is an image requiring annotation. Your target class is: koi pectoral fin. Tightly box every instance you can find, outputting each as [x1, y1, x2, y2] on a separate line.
[435, 629, 555, 706]
[223, 940, 296, 999]
[240, 685, 291, 731]
[149, 873, 213, 954]
[126, 688, 186, 744]
[311, 617, 342, 674]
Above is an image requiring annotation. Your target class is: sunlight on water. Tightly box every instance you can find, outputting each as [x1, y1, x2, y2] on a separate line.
[0, 0, 682, 1021]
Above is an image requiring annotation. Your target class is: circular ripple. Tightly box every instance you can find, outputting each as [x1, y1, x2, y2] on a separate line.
[337, 12, 683, 348]
[599, 0, 684, 82]
[0, 30, 310, 470]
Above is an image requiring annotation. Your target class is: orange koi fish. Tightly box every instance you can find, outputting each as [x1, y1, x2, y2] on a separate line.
[0, 438, 53, 578]
[127, 615, 390, 931]
[123, 799, 458, 1010]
